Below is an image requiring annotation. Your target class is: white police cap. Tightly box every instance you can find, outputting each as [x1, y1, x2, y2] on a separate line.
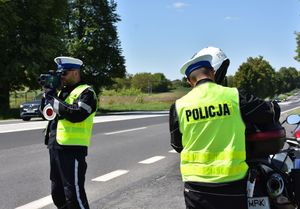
[180, 46, 228, 77]
[54, 56, 83, 70]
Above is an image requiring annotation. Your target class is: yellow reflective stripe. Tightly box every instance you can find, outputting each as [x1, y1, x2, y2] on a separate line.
[57, 137, 90, 146]
[65, 84, 91, 104]
[57, 131, 90, 138]
[181, 163, 248, 176]
[181, 151, 246, 163]
[57, 127, 89, 133]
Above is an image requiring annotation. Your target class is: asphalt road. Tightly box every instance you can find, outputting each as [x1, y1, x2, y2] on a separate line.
[0, 92, 299, 209]
[278, 92, 300, 114]
[0, 112, 185, 209]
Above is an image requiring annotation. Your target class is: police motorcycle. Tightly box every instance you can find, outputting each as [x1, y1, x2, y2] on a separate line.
[246, 114, 300, 209]
[37, 70, 61, 120]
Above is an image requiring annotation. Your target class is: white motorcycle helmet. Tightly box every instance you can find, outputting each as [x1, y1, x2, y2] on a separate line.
[180, 46, 230, 84]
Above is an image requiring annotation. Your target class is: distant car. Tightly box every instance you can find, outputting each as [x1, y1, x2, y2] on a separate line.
[19, 93, 44, 121]
[273, 98, 282, 103]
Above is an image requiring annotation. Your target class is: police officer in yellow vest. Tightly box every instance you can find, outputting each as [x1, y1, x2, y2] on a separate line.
[169, 47, 280, 209]
[42, 56, 97, 209]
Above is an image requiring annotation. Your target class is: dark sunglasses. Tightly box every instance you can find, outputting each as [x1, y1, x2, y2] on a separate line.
[61, 69, 75, 76]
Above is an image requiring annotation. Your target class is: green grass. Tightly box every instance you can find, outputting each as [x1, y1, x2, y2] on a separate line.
[3, 87, 299, 119]
[288, 108, 300, 115]
[99, 88, 190, 111]
[99, 102, 172, 112]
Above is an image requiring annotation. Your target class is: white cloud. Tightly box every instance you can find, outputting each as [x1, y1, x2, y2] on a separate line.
[172, 2, 189, 9]
[224, 16, 240, 21]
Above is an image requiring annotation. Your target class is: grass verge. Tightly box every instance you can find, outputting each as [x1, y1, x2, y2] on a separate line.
[99, 89, 189, 112]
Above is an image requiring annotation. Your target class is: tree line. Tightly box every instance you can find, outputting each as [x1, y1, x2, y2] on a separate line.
[226, 56, 300, 99]
[227, 32, 300, 98]
[105, 54, 300, 99]
[110, 72, 173, 94]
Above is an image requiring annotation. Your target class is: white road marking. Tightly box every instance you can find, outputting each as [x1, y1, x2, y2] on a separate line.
[92, 170, 129, 182]
[281, 106, 300, 114]
[168, 149, 177, 153]
[0, 114, 165, 134]
[139, 156, 166, 164]
[15, 195, 52, 209]
[0, 121, 48, 134]
[104, 127, 146, 135]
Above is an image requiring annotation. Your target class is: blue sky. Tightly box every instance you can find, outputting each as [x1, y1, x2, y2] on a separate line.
[116, 0, 300, 80]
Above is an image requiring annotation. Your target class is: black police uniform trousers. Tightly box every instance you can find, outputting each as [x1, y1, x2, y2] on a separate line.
[50, 148, 89, 209]
[184, 178, 248, 209]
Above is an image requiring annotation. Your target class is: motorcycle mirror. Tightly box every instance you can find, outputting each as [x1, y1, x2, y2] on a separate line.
[286, 114, 300, 125]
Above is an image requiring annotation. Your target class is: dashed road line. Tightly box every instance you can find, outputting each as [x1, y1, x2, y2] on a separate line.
[15, 195, 52, 209]
[15, 151, 172, 208]
[104, 127, 147, 135]
[92, 170, 129, 182]
[138, 156, 166, 164]
[168, 149, 177, 153]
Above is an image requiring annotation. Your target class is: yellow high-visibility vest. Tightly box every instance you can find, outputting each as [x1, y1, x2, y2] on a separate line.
[57, 84, 96, 146]
[176, 82, 248, 183]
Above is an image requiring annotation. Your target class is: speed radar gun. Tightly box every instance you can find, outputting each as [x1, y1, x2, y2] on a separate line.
[37, 70, 61, 121]
[38, 70, 61, 90]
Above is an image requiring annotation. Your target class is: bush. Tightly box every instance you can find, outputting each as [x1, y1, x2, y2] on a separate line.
[135, 95, 144, 104]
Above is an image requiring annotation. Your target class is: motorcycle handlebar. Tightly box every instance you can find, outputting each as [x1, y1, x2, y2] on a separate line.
[285, 137, 300, 148]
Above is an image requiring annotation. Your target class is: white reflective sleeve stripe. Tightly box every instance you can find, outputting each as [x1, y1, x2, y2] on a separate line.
[78, 101, 92, 114]
[53, 99, 60, 114]
[75, 160, 86, 209]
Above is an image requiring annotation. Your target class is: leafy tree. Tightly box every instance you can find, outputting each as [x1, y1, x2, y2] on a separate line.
[171, 79, 184, 89]
[294, 32, 300, 89]
[131, 72, 153, 93]
[0, 0, 126, 111]
[234, 56, 276, 98]
[295, 32, 300, 62]
[111, 73, 132, 90]
[298, 71, 300, 88]
[181, 77, 190, 88]
[226, 75, 236, 87]
[151, 73, 172, 92]
[0, 0, 66, 110]
[276, 67, 299, 93]
[64, 0, 126, 96]
[131, 72, 171, 93]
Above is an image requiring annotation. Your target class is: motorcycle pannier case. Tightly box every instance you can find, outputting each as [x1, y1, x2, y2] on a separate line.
[246, 123, 286, 159]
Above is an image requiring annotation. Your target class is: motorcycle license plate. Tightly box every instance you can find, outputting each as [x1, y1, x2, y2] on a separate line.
[248, 197, 270, 209]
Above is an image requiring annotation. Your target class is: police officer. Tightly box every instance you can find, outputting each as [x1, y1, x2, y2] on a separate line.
[169, 47, 280, 209]
[42, 56, 97, 209]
